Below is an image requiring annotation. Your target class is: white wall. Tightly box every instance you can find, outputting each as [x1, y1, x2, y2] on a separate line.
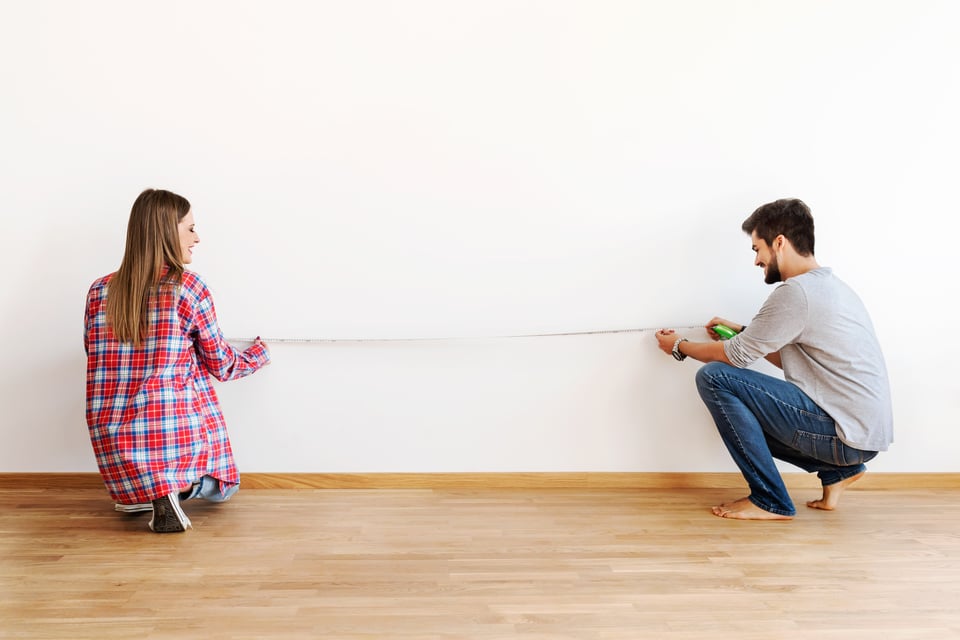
[2, 1, 958, 473]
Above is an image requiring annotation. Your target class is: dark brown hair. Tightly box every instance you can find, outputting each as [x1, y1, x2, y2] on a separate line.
[741, 198, 815, 256]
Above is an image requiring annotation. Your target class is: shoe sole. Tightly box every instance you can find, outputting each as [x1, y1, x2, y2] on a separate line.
[149, 494, 192, 533]
[115, 503, 152, 513]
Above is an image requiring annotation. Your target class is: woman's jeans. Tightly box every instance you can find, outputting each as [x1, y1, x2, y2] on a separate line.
[695, 362, 877, 516]
[181, 475, 239, 502]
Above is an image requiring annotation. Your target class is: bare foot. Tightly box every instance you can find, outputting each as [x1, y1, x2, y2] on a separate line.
[807, 471, 865, 510]
[711, 497, 794, 521]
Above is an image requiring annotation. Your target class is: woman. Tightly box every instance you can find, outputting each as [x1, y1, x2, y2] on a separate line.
[84, 188, 270, 533]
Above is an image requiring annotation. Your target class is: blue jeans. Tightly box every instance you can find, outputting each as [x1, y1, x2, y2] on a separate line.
[695, 362, 877, 516]
[181, 475, 239, 502]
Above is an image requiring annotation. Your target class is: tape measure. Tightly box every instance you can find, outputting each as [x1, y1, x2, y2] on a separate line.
[230, 324, 711, 344]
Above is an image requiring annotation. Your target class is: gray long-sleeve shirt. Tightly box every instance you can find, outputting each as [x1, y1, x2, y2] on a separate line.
[723, 267, 893, 451]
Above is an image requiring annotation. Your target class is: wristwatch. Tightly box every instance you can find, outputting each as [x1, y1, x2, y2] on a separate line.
[672, 337, 689, 361]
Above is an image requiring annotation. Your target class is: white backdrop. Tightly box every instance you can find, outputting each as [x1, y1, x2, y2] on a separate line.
[2, 1, 958, 473]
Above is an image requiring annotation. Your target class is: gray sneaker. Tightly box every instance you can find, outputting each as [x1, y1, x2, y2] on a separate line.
[148, 493, 192, 533]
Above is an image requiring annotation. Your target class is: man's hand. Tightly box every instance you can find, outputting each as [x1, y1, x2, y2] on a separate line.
[655, 329, 679, 356]
[706, 317, 742, 341]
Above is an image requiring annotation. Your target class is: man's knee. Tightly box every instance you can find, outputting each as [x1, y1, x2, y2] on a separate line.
[695, 361, 734, 395]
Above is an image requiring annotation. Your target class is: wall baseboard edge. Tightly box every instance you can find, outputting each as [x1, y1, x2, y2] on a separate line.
[1, 472, 958, 491]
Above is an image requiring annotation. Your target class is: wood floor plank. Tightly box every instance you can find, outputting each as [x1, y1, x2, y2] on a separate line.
[2, 485, 959, 639]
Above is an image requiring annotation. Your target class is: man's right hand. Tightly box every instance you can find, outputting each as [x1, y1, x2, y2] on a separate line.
[706, 317, 741, 340]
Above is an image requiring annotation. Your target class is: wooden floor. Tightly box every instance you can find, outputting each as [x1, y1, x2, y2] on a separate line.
[2, 484, 959, 639]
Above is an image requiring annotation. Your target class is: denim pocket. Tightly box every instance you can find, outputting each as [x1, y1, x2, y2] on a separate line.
[793, 430, 874, 466]
[792, 430, 842, 465]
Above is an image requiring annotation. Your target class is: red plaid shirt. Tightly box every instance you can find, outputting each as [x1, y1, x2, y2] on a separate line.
[84, 269, 269, 505]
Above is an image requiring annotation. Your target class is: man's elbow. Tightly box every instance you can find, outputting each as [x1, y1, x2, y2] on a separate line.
[711, 343, 734, 366]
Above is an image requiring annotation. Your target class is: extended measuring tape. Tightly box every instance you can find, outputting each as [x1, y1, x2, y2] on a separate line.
[228, 324, 732, 344]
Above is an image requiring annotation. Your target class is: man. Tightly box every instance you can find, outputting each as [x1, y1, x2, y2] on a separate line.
[655, 198, 893, 520]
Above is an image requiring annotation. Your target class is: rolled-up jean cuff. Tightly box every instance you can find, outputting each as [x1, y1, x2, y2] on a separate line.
[182, 475, 239, 502]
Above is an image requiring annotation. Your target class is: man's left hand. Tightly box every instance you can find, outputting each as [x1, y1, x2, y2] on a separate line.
[655, 329, 678, 356]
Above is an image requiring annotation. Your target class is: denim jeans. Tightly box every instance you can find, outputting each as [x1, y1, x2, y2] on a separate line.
[181, 475, 239, 502]
[695, 362, 877, 516]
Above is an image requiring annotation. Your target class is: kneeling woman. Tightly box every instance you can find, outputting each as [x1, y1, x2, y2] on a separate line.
[84, 188, 270, 533]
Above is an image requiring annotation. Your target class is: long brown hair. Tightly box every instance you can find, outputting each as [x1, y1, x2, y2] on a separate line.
[106, 188, 191, 347]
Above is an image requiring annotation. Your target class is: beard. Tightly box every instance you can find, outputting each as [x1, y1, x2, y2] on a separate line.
[764, 254, 783, 284]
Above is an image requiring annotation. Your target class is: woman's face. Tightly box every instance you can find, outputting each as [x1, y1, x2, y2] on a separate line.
[178, 209, 199, 264]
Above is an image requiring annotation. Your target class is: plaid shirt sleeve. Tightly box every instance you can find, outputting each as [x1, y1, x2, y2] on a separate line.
[180, 272, 271, 380]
